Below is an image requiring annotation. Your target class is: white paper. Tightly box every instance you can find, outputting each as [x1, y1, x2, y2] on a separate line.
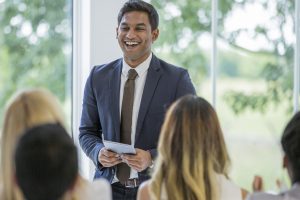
[103, 139, 136, 154]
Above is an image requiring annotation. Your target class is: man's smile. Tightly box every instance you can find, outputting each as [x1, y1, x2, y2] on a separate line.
[124, 41, 140, 48]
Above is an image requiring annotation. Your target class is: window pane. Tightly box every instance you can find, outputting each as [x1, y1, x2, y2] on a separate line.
[151, 0, 295, 192]
[218, 0, 294, 191]
[151, 0, 212, 99]
[0, 1, 72, 130]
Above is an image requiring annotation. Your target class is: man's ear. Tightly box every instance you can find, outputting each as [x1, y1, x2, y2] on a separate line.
[152, 29, 159, 42]
[116, 27, 119, 39]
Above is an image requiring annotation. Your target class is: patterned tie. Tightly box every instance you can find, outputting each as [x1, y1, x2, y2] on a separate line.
[117, 69, 138, 183]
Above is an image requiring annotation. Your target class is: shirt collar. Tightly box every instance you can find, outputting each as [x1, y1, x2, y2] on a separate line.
[122, 53, 152, 78]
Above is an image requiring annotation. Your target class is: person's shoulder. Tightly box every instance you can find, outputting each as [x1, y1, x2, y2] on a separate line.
[247, 185, 300, 200]
[152, 54, 187, 73]
[288, 183, 300, 198]
[80, 178, 112, 200]
[217, 175, 243, 200]
[92, 58, 122, 74]
[91, 178, 110, 189]
[90, 178, 111, 194]
[246, 192, 283, 200]
[139, 180, 150, 190]
[137, 180, 151, 200]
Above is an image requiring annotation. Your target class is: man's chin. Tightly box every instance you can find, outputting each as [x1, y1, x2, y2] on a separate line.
[123, 53, 140, 61]
[123, 51, 151, 65]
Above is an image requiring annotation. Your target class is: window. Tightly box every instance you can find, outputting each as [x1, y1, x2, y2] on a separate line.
[0, 0, 72, 129]
[151, 0, 298, 191]
[73, 0, 299, 183]
[217, 0, 294, 190]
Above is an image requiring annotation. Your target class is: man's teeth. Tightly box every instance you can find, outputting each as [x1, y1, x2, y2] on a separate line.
[125, 41, 138, 45]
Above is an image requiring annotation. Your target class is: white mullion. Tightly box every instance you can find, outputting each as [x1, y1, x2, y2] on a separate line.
[294, 0, 300, 113]
[72, 0, 91, 179]
[211, 0, 218, 107]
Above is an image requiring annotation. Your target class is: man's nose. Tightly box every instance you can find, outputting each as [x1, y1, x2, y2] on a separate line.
[126, 29, 136, 39]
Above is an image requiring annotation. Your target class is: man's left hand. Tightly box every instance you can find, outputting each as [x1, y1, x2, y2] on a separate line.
[121, 148, 152, 172]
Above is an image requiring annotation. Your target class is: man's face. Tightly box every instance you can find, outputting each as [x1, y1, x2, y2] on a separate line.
[117, 11, 159, 67]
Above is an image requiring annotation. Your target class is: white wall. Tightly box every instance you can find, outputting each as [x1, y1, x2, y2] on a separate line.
[90, 1, 127, 66]
[73, 0, 127, 180]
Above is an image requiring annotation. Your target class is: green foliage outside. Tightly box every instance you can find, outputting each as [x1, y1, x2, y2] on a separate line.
[0, 0, 72, 125]
[150, 0, 296, 191]
[0, 0, 297, 192]
[151, 0, 295, 114]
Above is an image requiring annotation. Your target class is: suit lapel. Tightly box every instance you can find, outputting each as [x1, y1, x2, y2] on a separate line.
[109, 59, 122, 141]
[135, 56, 162, 141]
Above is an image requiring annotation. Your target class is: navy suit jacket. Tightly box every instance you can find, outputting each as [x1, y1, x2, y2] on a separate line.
[79, 54, 196, 183]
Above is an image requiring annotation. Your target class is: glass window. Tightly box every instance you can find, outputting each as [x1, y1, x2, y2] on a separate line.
[151, 0, 295, 191]
[218, 0, 294, 191]
[0, 0, 72, 130]
[151, 0, 212, 100]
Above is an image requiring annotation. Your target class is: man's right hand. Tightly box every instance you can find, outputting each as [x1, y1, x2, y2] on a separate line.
[98, 147, 122, 167]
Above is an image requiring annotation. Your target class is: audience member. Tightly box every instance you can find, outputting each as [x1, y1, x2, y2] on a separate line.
[14, 123, 78, 200]
[0, 88, 111, 200]
[137, 95, 248, 200]
[247, 111, 300, 200]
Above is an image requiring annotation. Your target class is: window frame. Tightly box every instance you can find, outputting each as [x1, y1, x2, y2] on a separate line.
[72, 0, 300, 180]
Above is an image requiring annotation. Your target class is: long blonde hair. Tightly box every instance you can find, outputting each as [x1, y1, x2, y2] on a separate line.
[150, 95, 230, 200]
[0, 88, 66, 200]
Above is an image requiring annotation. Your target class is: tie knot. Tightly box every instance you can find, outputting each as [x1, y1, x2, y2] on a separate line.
[127, 69, 138, 80]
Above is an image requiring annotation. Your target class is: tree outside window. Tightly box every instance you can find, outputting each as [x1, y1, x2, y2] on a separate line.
[0, 0, 72, 129]
[151, 0, 294, 191]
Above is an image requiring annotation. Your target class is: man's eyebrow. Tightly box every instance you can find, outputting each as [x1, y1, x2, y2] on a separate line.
[120, 23, 147, 27]
[136, 23, 146, 27]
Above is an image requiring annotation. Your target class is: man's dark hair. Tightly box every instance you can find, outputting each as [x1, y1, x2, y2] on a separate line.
[118, 0, 159, 30]
[14, 123, 78, 200]
[281, 111, 300, 183]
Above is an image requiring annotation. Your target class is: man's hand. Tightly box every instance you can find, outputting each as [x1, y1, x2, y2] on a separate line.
[98, 147, 122, 167]
[121, 148, 152, 172]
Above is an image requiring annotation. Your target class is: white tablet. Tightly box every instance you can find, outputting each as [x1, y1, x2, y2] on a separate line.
[103, 139, 136, 154]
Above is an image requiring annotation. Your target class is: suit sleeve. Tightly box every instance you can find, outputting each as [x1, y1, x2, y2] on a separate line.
[79, 67, 105, 170]
[175, 69, 196, 98]
[148, 69, 196, 160]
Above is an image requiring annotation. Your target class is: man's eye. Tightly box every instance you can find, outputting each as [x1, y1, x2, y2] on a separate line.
[120, 27, 129, 31]
[136, 27, 145, 31]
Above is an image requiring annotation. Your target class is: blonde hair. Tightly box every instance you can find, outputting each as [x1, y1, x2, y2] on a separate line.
[150, 95, 230, 200]
[0, 88, 66, 200]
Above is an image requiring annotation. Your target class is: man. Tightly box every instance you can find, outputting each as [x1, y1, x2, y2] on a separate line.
[79, 0, 196, 199]
[14, 124, 78, 200]
[247, 112, 300, 200]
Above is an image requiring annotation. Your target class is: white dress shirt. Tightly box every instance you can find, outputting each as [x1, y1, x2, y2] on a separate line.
[113, 53, 152, 182]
